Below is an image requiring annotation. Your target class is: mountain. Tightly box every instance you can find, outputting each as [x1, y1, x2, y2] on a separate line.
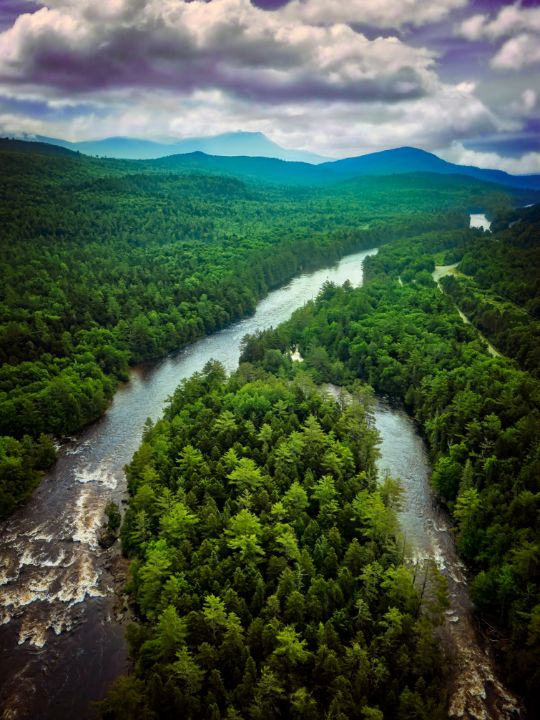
[34, 131, 330, 164]
[152, 148, 540, 191]
[150, 151, 337, 185]
[323, 146, 540, 191]
[3, 137, 540, 192]
[0, 137, 77, 157]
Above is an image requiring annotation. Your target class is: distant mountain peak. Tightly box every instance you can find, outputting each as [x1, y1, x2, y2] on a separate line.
[3, 136, 539, 191]
[322, 145, 540, 190]
[34, 131, 331, 164]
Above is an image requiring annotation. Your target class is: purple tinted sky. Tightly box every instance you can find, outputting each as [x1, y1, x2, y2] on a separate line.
[0, 0, 34, 29]
[0, 0, 539, 170]
[252, 0, 289, 7]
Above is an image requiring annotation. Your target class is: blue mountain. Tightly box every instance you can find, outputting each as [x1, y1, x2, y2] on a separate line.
[323, 146, 540, 191]
[3, 136, 540, 191]
[34, 131, 330, 164]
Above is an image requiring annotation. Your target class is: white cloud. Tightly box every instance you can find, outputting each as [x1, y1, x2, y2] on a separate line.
[521, 88, 537, 113]
[0, 0, 439, 101]
[492, 33, 540, 71]
[0, 0, 529, 169]
[459, 14, 486, 42]
[0, 111, 43, 135]
[25, 0, 468, 31]
[0, 76, 501, 161]
[284, 0, 467, 30]
[458, 2, 540, 70]
[507, 87, 538, 118]
[459, 3, 540, 40]
[440, 141, 540, 174]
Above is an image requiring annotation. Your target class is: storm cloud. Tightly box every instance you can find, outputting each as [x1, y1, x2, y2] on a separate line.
[0, 0, 439, 102]
[0, 0, 538, 169]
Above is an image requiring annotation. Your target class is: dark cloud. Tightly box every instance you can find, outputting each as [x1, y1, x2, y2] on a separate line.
[251, 0, 290, 9]
[0, 2, 436, 103]
[464, 119, 540, 157]
[0, 0, 536, 169]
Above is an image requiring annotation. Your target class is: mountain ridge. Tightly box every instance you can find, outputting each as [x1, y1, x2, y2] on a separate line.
[323, 146, 540, 190]
[30, 131, 330, 164]
[2, 136, 539, 191]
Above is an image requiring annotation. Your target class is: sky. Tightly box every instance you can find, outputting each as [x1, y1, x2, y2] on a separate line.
[0, 0, 539, 171]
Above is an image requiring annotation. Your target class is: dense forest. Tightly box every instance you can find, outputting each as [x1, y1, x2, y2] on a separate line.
[440, 204, 540, 375]
[238, 214, 540, 713]
[99, 361, 448, 719]
[0, 141, 516, 517]
[4, 138, 540, 717]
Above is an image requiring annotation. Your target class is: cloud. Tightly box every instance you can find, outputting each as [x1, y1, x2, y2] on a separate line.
[0, 75, 501, 161]
[458, 2, 540, 70]
[334, 82, 501, 153]
[440, 140, 540, 174]
[283, 0, 467, 30]
[458, 3, 540, 41]
[459, 14, 486, 42]
[492, 33, 540, 71]
[519, 89, 537, 114]
[0, 110, 43, 134]
[0, 0, 439, 103]
[0, 0, 528, 168]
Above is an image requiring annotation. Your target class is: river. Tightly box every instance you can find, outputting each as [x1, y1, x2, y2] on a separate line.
[0, 248, 377, 720]
[321, 381, 521, 719]
[0, 237, 521, 720]
[374, 400, 521, 719]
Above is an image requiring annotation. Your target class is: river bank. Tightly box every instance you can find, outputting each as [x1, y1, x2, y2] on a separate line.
[0, 218, 524, 719]
[0, 247, 377, 720]
[323, 385, 522, 719]
[373, 398, 521, 720]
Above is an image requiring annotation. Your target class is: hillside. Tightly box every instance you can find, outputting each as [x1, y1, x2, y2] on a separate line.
[0, 141, 516, 517]
[5, 137, 540, 192]
[323, 146, 540, 191]
[150, 151, 337, 186]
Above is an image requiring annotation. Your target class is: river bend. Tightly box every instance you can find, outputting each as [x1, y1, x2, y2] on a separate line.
[0, 238, 521, 720]
[0, 248, 376, 719]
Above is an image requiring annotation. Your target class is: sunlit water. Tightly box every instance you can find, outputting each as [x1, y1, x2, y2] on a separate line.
[0, 248, 377, 720]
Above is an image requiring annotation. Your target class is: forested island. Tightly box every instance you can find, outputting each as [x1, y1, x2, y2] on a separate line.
[1, 139, 540, 719]
[99, 362, 447, 719]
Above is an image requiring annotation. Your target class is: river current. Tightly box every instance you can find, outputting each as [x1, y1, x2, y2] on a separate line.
[0, 241, 522, 719]
[374, 401, 521, 719]
[0, 249, 376, 719]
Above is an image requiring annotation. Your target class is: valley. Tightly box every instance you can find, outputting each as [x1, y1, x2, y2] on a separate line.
[0, 139, 539, 719]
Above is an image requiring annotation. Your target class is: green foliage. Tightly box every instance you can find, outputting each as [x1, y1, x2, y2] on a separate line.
[7, 140, 535, 710]
[105, 364, 446, 718]
[440, 207, 540, 376]
[105, 501, 122, 533]
[242, 218, 540, 713]
[1, 144, 488, 516]
[0, 433, 56, 518]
